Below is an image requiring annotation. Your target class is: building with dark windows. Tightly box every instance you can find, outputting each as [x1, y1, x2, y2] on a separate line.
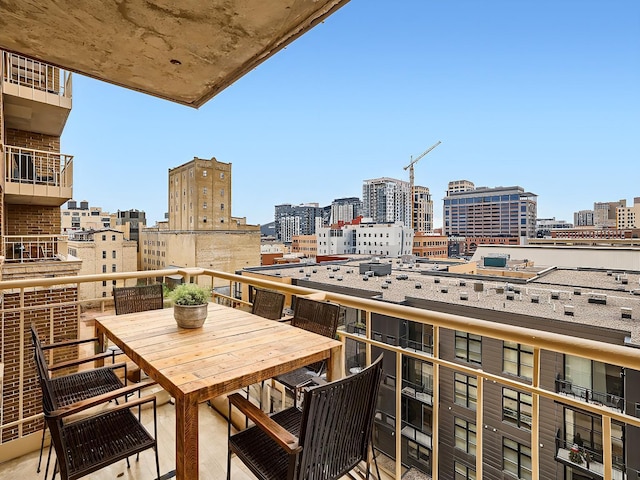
[116, 209, 146, 242]
[363, 177, 411, 227]
[240, 246, 640, 480]
[330, 197, 362, 225]
[274, 203, 323, 243]
[443, 182, 537, 240]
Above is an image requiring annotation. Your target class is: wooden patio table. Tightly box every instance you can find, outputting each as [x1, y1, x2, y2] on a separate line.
[95, 302, 343, 480]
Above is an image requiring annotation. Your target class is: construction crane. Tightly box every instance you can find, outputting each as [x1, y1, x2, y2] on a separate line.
[404, 140, 441, 231]
[403, 140, 442, 192]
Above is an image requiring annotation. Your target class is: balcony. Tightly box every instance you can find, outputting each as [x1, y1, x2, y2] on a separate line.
[556, 377, 625, 412]
[1, 267, 640, 479]
[3, 234, 68, 263]
[3, 146, 73, 206]
[1, 52, 72, 136]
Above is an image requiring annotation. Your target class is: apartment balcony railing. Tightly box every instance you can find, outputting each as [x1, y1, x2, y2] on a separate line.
[3, 145, 73, 205]
[3, 234, 68, 263]
[556, 378, 625, 412]
[555, 436, 625, 480]
[401, 379, 433, 406]
[2, 51, 72, 99]
[2, 267, 640, 480]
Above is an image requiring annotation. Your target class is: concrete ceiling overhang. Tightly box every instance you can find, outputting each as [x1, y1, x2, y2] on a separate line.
[0, 0, 350, 108]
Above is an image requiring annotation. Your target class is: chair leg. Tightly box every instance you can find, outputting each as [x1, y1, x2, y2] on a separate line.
[44, 441, 53, 480]
[37, 424, 46, 473]
[226, 401, 233, 480]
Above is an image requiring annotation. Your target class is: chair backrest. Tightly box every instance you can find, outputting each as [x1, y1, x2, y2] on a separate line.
[296, 355, 383, 480]
[113, 284, 164, 315]
[291, 297, 341, 339]
[251, 288, 285, 320]
[30, 325, 58, 414]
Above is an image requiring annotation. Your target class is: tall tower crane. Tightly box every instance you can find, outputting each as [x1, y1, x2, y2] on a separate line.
[404, 140, 442, 192]
[404, 140, 441, 231]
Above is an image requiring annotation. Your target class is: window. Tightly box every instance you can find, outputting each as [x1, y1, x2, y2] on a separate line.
[102, 281, 107, 287]
[503, 388, 532, 430]
[220, 203, 224, 210]
[102, 265, 107, 273]
[112, 280, 117, 286]
[102, 250, 106, 259]
[112, 264, 116, 272]
[503, 438, 531, 479]
[454, 417, 476, 456]
[112, 251, 116, 259]
[112, 235, 116, 241]
[203, 216, 207, 223]
[503, 342, 533, 379]
[203, 170, 207, 177]
[203, 202, 207, 209]
[455, 461, 476, 480]
[220, 172, 224, 179]
[454, 373, 477, 410]
[455, 331, 482, 365]
[203, 187, 207, 195]
[102, 235, 106, 241]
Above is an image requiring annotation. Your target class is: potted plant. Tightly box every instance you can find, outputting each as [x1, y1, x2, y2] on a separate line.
[170, 283, 210, 328]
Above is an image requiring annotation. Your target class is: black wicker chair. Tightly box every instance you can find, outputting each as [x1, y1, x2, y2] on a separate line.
[31, 325, 128, 478]
[33, 326, 161, 480]
[111, 284, 164, 382]
[272, 297, 342, 407]
[227, 355, 383, 480]
[251, 288, 285, 321]
[113, 284, 164, 315]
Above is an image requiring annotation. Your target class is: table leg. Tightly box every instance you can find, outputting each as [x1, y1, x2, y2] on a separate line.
[94, 323, 106, 367]
[175, 394, 199, 480]
[326, 344, 343, 381]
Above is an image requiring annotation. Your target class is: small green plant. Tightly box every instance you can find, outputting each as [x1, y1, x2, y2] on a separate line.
[170, 283, 210, 306]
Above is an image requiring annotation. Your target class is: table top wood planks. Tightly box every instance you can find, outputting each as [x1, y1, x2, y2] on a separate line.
[95, 302, 343, 480]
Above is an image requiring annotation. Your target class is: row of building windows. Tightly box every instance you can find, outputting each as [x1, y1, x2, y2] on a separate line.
[101, 250, 116, 259]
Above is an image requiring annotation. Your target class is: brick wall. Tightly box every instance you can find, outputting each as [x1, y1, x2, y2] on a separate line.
[1, 287, 78, 442]
[5, 204, 61, 235]
[5, 128, 60, 152]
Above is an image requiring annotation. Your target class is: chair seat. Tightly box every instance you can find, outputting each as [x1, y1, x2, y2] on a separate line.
[59, 407, 156, 480]
[274, 367, 317, 390]
[51, 367, 123, 407]
[229, 408, 302, 480]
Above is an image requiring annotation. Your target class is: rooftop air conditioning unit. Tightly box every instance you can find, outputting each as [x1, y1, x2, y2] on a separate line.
[564, 305, 575, 316]
[621, 307, 632, 320]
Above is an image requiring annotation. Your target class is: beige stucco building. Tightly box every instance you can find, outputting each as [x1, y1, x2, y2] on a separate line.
[67, 229, 138, 301]
[141, 157, 260, 287]
[61, 200, 115, 233]
[617, 197, 640, 229]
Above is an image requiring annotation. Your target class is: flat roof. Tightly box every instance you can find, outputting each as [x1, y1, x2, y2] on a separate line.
[0, 1, 350, 107]
[251, 259, 640, 345]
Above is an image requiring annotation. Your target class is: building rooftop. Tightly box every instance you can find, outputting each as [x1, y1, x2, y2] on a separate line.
[252, 258, 640, 345]
[0, 1, 349, 107]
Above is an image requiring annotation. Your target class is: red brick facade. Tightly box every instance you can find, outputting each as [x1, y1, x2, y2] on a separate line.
[5, 204, 61, 236]
[1, 287, 78, 442]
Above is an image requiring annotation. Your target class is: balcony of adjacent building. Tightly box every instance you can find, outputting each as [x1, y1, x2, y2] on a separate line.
[2, 145, 73, 206]
[2, 267, 640, 480]
[1, 51, 72, 136]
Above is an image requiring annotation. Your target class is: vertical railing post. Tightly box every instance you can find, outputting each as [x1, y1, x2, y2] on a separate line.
[432, 325, 440, 479]
[395, 349, 403, 480]
[602, 415, 612, 480]
[476, 374, 484, 478]
[532, 347, 541, 480]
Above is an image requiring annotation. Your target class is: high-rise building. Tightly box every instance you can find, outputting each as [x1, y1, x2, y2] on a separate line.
[412, 185, 433, 233]
[574, 210, 595, 227]
[616, 197, 640, 229]
[443, 182, 537, 239]
[446, 179, 475, 195]
[330, 197, 362, 225]
[594, 200, 626, 229]
[362, 177, 411, 226]
[274, 203, 323, 243]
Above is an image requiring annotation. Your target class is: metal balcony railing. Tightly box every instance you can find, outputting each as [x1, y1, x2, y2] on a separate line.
[2, 51, 72, 98]
[3, 235, 68, 263]
[1, 267, 640, 480]
[556, 378, 625, 412]
[4, 145, 73, 188]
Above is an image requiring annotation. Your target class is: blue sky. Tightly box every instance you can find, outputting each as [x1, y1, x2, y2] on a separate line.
[63, 0, 640, 228]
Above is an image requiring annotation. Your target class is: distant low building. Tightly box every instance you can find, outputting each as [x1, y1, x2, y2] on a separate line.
[412, 232, 448, 259]
[61, 200, 114, 233]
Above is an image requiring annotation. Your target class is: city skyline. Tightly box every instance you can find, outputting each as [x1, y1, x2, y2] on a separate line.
[63, 0, 639, 227]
